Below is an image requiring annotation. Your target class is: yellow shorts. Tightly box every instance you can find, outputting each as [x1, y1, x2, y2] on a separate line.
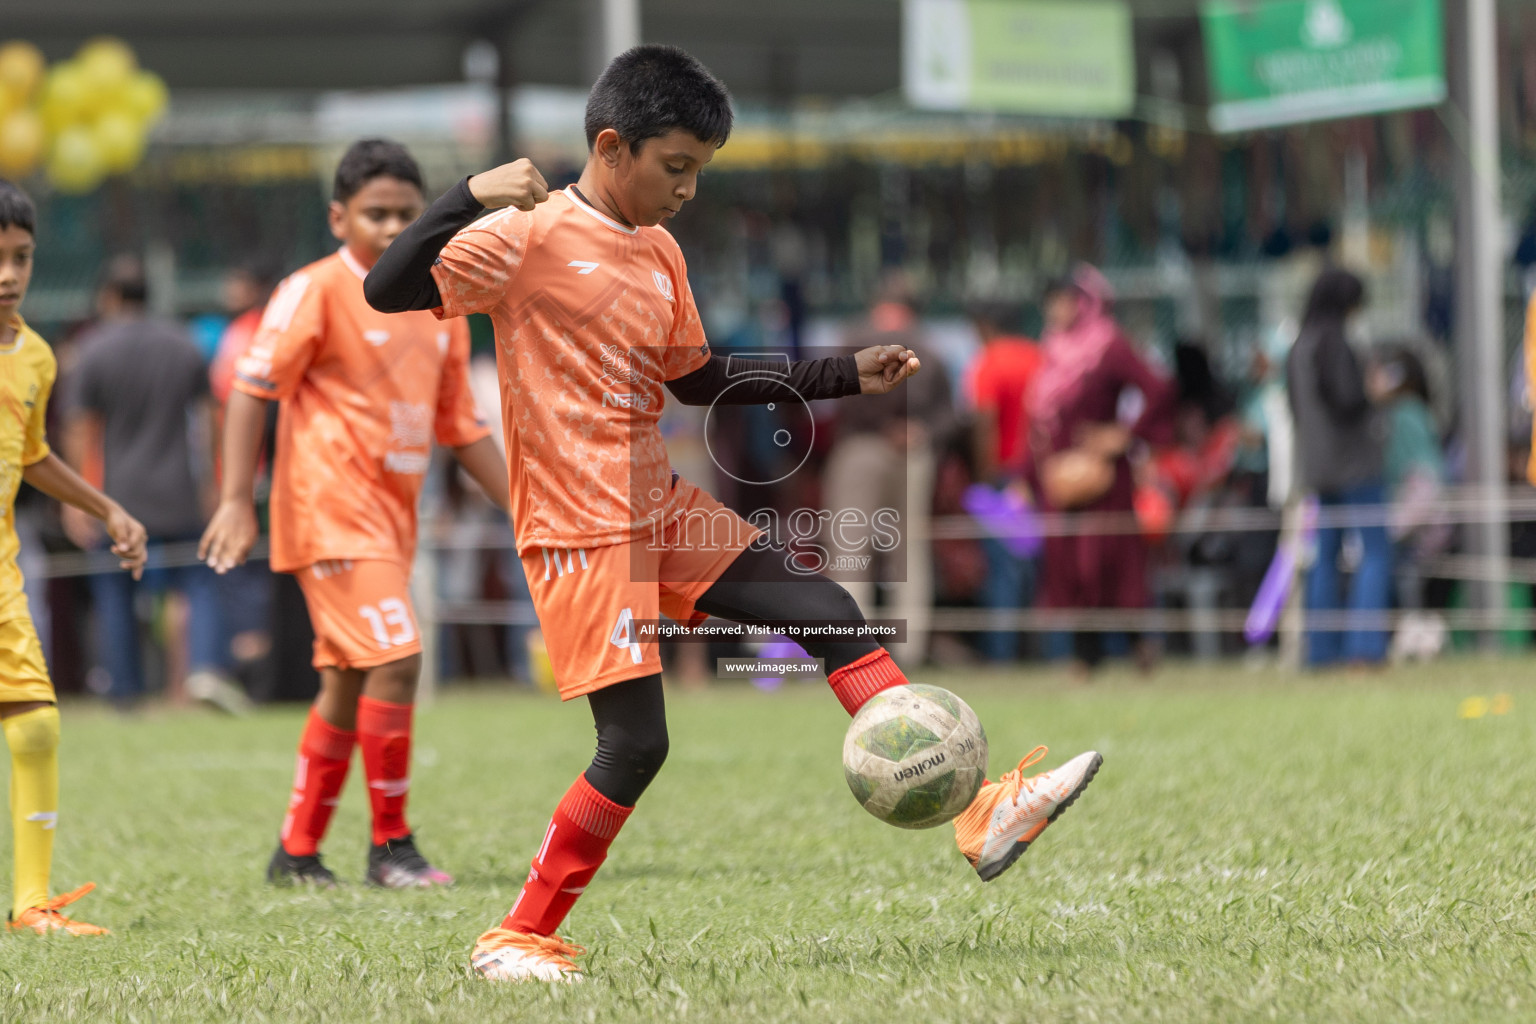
[0, 590, 54, 705]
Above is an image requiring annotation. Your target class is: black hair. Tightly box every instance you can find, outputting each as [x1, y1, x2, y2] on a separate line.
[967, 297, 1022, 335]
[235, 257, 281, 292]
[1302, 266, 1365, 325]
[1173, 339, 1233, 422]
[1377, 345, 1432, 405]
[332, 138, 422, 204]
[0, 179, 36, 237]
[584, 44, 733, 152]
[100, 253, 148, 306]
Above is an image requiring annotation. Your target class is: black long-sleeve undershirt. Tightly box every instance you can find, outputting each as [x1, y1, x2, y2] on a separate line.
[362, 176, 862, 404]
[664, 352, 860, 405]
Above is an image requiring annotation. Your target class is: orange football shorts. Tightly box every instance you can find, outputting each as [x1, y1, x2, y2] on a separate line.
[522, 477, 759, 700]
[295, 559, 421, 671]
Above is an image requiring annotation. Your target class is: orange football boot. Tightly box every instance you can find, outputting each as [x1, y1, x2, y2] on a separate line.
[470, 928, 584, 982]
[7, 883, 111, 936]
[953, 746, 1102, 881]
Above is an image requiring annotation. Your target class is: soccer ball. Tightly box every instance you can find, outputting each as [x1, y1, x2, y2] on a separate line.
[842, 684, 987, 829]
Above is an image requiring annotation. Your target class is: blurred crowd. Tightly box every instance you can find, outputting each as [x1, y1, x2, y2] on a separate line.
[665, 257, 1478, 683]
[17, 247, 1502, 707]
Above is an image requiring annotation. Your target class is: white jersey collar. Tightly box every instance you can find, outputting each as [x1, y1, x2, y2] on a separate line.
[561, 188, 639, 235]
[338, 246, 371, 281]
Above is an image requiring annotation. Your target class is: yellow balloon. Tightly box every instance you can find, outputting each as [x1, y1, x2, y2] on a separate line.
[93, 110, 144, 173]
[77, 37, 137, 94]
[123, 71, 168, 125]
[0, 42, 46, 103]
[42, 62, 92, 130]
[48, 125, 106, 194]
[0, 109, 45, 178]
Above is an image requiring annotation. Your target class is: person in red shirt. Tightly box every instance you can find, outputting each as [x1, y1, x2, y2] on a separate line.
[366, 46, 1102, 982]
[200, 140, 510, 889]
[965, 299, 1043, 661]
[968, 300, 1042, 482]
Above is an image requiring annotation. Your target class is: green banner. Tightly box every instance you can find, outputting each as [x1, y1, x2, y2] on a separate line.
[1203, 0, 1445, 132]
[904, 0, 1134, 117]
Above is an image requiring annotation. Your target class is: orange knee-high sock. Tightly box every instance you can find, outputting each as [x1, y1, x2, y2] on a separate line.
[504, 774, 632, 936]
[827, 648, 908, 715]
[357, 696, 414, 845]
[280, 708, 355, 857]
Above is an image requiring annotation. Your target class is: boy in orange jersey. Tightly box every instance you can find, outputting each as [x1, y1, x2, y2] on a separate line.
[0, 178, 147, 935]
[367, 47, 1101, 980]
[199, 140, 509, 888]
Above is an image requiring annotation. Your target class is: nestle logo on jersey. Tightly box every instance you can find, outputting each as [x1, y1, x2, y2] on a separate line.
[603, 392, 651, 411]
[598, 344, 637, 386]
[385, 401, 432, 474]
[389, 402, 433, 447]
[384, 451, 431, 474]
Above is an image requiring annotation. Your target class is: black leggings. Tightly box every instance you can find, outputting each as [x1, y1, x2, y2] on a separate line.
[692, 542, 882, 673]
[581, 545, 879, 806]
[585, 673, 669, 807]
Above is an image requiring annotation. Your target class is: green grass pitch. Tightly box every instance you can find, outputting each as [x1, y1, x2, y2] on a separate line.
[3, 660, 1535, 1023]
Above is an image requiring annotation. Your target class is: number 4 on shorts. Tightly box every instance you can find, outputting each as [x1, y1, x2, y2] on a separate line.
[609, 607, 643, 664]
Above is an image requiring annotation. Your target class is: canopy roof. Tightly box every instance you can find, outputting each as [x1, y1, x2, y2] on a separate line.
[6, 0, 1208, 98]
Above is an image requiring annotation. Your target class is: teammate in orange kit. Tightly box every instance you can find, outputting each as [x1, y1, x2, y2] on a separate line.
[199, 140, 510, 888]
[366, 47, 1100, 979]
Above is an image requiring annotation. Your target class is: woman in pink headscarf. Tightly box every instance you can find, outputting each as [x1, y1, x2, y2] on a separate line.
[1023, 265, 1174, 674]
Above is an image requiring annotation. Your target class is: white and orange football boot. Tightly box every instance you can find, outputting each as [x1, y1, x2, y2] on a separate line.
[953, 746, 1102, 882]
[6, 883, 111, 936]
[470, 928, 585, 982]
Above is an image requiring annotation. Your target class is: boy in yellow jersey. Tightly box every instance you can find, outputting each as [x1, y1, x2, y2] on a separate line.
[0, 179, 147, 935]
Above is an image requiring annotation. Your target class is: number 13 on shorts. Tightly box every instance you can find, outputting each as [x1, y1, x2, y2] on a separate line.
[609, 607, 642, 664]
[361, 597, 417, 650]
[295, 561, 424, 671]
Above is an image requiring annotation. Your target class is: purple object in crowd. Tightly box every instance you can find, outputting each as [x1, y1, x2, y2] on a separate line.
[752, 636, 806, 690]
[1244, 497, 1319, 645]
[961, 483, 1043, 558]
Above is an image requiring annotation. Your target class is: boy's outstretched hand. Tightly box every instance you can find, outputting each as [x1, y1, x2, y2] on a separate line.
[468, 159, 550, 212]
[104, 505, 148, 580]
[856, 343, 922, 395]
[198, 500, 258, 575]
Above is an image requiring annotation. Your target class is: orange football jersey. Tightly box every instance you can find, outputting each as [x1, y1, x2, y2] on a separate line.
[235, 248, 490, 571]
[430, 188, 711, 553]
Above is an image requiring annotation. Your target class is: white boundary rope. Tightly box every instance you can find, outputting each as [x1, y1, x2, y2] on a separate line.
[27, 492, 1536, 636]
